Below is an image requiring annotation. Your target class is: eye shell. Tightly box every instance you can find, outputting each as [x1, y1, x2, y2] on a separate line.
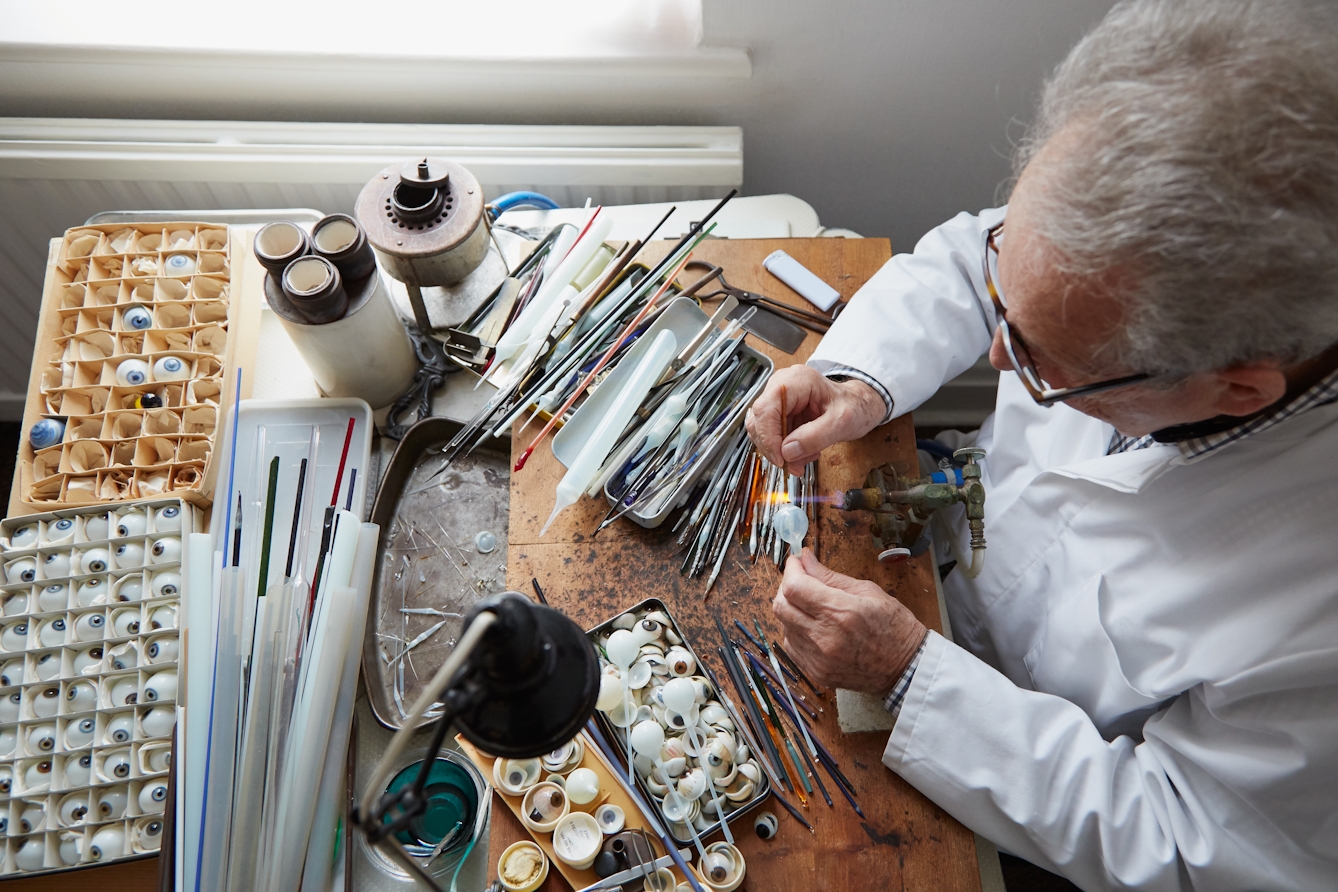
[115, 512, 148, 539]
[111, 608, 140, 637]
[59, 791, 90, 827]
[74, 612, 106, 642]
[31, 685, 61, 718]
[0, 690, 20, 722]
[63, 753, 92, 786]
[0, 727, 15, 757]
[90, 823, 126, 860]
[148, 537, 181, 565]
[122, 305, 152, 330]
[153, 505, 182, 532]
[23, 759, 53, 793]
[138, 782, 168, 814]
[8, 526, 38, 549]
[112, 573, 144, 602]
[43, 518, 76, 545]
[65, 717, 97, 749]
[5, 558, 37, 585]
[27, 722, 56, 753]
[99, 749, 132, 782]
[65, 680, 97, 712]
[132, 817, 164, 853]
[73, 644, 104, 675]
[97, 785, 128, 820]
[146, 636, 178, 663]
[163, 254, 195, 276]
[38, 583, 67, 612]
[59, 830, 84, 865]
[109, 641, 139, 671]
[76, 577, 108, 608]
[149, 604, 178, 630]
[114, 541, 145, 569]
[151, 573, 180, 600]
[115, 358, 151, 387]
[15, 836, 45, 871]
[144, 669, 177, 703]
[152, 355, 190, 382]
[79, 548, 110, 575]
[38, 616, 67, 648]
[140, 706, 176, 738]
[1, 621, 29, 651]
[107, 713, 134, 744]
[42, 551, 71, 577]
[108, 676, 138, 706]
[33, 652, 59, 682]
[84, 514, 110, 540]
[0, 658, 23, 687]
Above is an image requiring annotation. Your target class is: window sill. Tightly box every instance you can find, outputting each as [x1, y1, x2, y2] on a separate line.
[0, 41, 752, 120]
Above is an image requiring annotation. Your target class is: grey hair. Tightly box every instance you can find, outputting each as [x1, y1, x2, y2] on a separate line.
[1014, 0, 1338, 376]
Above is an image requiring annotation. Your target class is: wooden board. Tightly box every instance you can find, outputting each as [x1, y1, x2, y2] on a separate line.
[500, 238, 983, 892]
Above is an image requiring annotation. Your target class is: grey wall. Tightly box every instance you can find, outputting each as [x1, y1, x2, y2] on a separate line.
[701, 0, 1117, 250]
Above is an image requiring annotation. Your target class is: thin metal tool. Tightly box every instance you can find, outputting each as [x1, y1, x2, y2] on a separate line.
[575, 852, 686, 892]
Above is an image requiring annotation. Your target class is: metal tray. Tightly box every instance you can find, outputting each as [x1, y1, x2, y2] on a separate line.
[586, 597, 772, 846]
[594, 306, 773, 529]
[362, 416, 511, 731]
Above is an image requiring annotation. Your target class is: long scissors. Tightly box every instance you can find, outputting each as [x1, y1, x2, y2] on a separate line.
[678, 261, 841, 333]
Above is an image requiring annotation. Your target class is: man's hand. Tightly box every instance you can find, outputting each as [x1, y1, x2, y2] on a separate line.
[772, 549, 928, 696]
[745, 366, 886, 476]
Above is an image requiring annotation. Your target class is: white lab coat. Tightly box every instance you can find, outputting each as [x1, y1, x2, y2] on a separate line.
[808, 208, 1338, 891]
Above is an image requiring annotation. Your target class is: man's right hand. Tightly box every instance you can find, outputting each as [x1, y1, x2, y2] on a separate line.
[744, 365, 886, 475]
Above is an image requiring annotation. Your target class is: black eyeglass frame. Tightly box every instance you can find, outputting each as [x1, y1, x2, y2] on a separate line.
[982, 221, 1153, 406]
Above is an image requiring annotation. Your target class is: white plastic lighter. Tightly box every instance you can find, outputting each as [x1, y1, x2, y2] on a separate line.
[762, 249, 841, 312]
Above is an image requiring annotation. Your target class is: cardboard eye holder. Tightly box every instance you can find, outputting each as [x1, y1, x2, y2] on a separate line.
[0, 499, 193, 877]
[14, 224, 245, 515]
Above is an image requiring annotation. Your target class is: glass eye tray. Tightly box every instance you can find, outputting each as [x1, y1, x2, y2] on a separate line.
[362, 416, 511, 732]
[0, 498, 188, 878]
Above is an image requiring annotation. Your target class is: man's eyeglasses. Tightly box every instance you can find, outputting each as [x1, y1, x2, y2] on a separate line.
[983, 221, 1153, 406]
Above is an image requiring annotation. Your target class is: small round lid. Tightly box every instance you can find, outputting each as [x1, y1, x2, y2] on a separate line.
[354, 158, 484, 259]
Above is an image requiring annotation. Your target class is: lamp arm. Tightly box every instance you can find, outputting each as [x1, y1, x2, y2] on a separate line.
[359, 610, 498, 819]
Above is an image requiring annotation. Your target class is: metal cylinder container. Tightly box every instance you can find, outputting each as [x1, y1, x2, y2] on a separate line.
[353, 158, 489, 290]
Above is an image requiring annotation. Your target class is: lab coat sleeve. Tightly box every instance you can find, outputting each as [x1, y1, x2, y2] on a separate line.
[886, 632, 1324, 892]
[808, 207, 1004, 417]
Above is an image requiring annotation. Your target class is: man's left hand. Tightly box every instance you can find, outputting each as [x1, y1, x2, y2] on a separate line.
[773, 549, 928, 696]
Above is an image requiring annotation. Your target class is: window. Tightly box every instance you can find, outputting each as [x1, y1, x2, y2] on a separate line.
[0, 0, 704, 59]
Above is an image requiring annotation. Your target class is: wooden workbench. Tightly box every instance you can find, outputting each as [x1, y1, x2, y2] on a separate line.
[498, 238, 983, 892]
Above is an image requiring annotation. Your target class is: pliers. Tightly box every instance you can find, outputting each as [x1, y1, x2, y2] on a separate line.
[677, 261, 841, 334]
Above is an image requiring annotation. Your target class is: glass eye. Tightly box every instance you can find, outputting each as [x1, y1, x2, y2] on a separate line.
[54, 519, 73, 531]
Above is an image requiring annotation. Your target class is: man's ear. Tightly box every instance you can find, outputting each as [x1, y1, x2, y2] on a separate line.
[1209, 363, 1288, 417]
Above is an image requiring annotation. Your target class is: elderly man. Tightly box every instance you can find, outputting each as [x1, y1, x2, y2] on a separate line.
[745, 1, 1338, 888]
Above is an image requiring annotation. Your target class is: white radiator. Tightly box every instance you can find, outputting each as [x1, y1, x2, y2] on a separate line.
[0, 118, 743, 418]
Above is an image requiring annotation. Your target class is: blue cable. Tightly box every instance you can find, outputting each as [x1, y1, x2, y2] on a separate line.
[488, 191, 561, 219]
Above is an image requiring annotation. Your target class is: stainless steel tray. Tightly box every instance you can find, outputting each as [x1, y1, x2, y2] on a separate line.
[586, 597, 771, 846]
[593, 302, 773, 529]
[361, 416, 510, 731]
